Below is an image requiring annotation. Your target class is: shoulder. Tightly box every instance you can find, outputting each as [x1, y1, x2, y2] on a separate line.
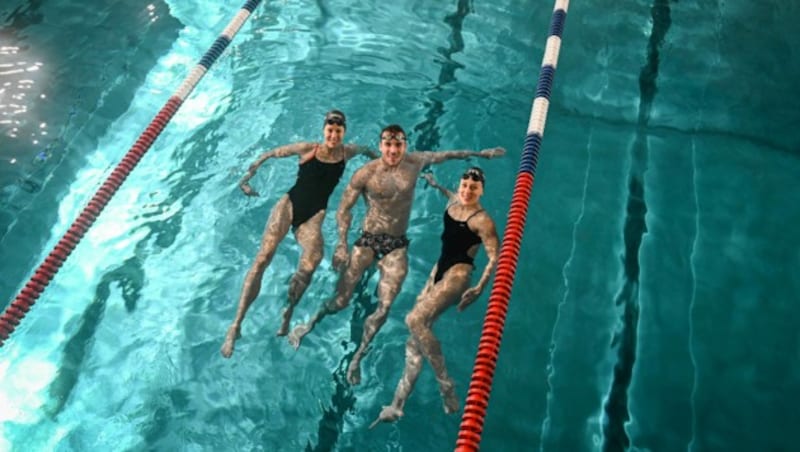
[290, 141, 316, 149]
[400, 155, 426, 173]
[291, 141, 318, 153]
[350, 160, 379, 184]
[468, 210, 496, 231]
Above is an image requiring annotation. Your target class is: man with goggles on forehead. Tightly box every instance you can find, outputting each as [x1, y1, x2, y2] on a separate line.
[289, 124, 505, 387]
[371, 167, 498, 426]
[221, 110, 376, 358]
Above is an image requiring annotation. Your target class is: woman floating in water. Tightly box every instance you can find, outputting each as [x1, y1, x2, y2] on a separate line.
[371, 167, 499, 426]
[221, 110, 374, 358]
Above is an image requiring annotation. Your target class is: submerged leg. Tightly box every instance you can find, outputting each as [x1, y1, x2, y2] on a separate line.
[288, 246, 374, 349]
[221, 196, 292, 358]
[347, 249, 408, 385]
[405, 266, 471, 412]
[369, 336, 424, 428]
[411, 321, 458, 413]
[277, 211, 324, 336]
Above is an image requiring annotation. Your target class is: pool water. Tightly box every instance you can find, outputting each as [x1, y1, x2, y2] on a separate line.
[1, 1, 799, 451]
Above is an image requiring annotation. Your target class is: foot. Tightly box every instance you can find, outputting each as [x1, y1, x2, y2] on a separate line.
[441, 380, 459, 414]
[220, 325, 241, 358]
[346, 359, 361, 385]
[368, 405, 404, 429]
[276, 308, 293, 337]
[287, 323, 311, 350]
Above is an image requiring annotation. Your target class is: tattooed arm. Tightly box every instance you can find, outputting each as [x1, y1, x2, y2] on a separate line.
[239, 142, 315, 196]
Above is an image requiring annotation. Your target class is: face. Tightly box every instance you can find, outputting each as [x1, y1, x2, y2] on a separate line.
[323, 121, 345, 148]
[379, 132, 407, 167]
[458, 177, 484, 206]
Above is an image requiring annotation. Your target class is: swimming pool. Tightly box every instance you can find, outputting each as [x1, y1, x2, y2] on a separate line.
[1, 1, 799, 451]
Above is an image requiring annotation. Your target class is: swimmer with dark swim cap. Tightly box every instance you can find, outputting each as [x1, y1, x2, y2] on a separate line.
[370, 167, 499, 427]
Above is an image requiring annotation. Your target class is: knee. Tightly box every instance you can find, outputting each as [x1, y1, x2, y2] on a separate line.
[378, 276, 406, 301]
[406, 349, 423, 367]
[326, 297, 349, 312]
[364, 304, 390, 326]
[374, 304, 391, 320]
[405, 311, 426, 334]
[344, 264, 365, 282]
[253, 250, 274, 269]
[336, 273, 360, 299]
[305, 251, 323, 271]
[295, 260, 320, 282]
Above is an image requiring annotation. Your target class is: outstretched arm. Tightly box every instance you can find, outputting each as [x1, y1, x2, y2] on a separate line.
[239, 142, 315, 196]
[415, 146, 506, 166]
[344, 143, 380, 160]
[421, 173, 455, 200]
[458, 215, 500, 311]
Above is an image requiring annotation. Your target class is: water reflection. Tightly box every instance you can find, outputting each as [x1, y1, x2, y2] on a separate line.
[0, 45, 47, 142]
[147, 4, 160, 23]
[0, 43, 50, 194]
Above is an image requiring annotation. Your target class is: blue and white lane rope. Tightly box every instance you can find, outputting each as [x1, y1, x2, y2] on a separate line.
[521, 0, 567, 176]
[174, 0, 261, 101]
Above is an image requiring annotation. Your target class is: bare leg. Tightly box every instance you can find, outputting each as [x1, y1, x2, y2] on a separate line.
[347, 249, 408, 385]
[288, 245, 374, 349]
[405, 265, 471, 413]
[369, 336, 423, 428]
[277, 210, 324, 336]
[221, 196, 292, 358]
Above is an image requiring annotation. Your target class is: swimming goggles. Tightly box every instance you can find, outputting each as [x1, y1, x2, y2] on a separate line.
[325, 117, 345, 126]
[462, 168, 485, 183]
[380, 133, 406, 142]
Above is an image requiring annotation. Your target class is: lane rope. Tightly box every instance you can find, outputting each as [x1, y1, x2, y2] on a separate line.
[0, 0, 263, 348]
[454, 1, 569, 450]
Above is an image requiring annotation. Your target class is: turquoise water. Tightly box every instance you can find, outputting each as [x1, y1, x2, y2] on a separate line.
[2, 1, 799, 451]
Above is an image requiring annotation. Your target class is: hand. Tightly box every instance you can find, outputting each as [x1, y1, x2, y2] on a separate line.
[457, 286, 482, 311]
[240, 182, 259, 197]
[422, 173, 435, 185]
[333, 243, 349, 272]
[480, 147, 506, 158]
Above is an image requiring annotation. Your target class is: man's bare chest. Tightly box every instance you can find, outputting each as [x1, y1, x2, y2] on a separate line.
[366, 170, 416, 199]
